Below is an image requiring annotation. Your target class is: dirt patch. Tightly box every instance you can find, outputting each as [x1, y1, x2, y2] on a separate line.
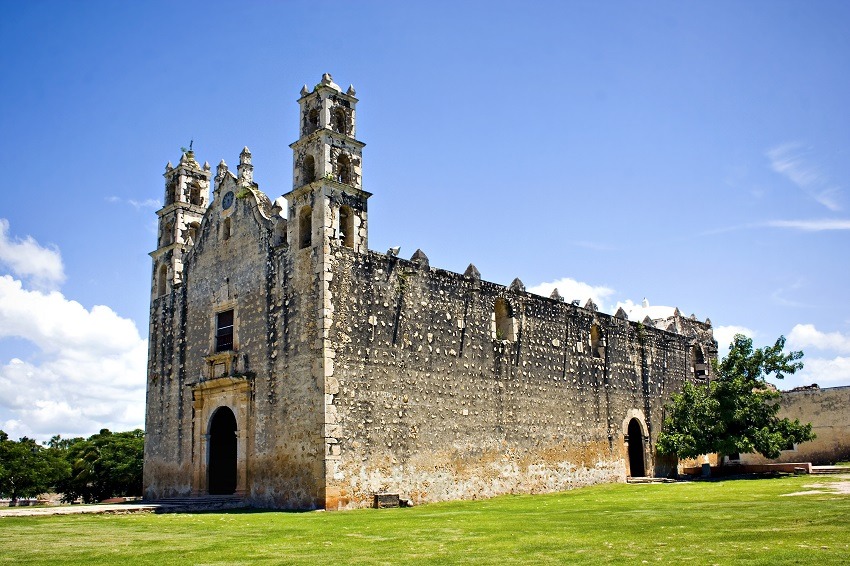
[782, 480, 850, 497]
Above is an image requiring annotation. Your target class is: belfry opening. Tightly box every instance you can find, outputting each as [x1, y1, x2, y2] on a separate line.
[208, 406, 237, 495]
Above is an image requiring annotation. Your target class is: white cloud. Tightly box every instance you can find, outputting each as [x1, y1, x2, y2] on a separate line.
[766, 219, 850, 231]
[613, 299, 675, 322]
[766, 143, 842, 211]
[0, 219, 65, 290]
[528, 277, 615, 312]
[770, 281, 811, 309]
[0, 275, 146, 440]
[713, 325, 756, 353]
[787, 356, 850, 388]
[788, 324, 850, 354]
[128, 198, 161, 210]
[701, 218, 850, 236]
[107, 196, 161, 211]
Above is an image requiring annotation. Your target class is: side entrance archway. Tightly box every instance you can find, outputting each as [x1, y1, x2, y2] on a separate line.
[208, 406, 237, 495]
[627, 418, 645, 477]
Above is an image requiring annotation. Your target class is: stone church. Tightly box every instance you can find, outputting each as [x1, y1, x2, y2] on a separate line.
[143, 74, 717, 509]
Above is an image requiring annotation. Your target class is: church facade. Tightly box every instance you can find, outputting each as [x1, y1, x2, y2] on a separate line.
[143, 74, 717, 509]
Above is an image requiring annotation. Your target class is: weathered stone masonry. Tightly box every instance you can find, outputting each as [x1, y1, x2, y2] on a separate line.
[144, 74, 717, 510]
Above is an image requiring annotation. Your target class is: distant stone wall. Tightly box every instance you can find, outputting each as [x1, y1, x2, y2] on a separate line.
[323, 247, 713, 509]
[739, 386, 850, 465]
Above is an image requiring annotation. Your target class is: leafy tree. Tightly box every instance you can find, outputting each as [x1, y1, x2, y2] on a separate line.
[56, 429, 144, 503]
[658, 334, 815, 460]
[0, 431, 70, 501]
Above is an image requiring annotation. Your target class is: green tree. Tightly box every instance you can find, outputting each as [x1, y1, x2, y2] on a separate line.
[658, 335, 815, 460]
[0, 431, 70, 501]
[56, 429, 144, 503]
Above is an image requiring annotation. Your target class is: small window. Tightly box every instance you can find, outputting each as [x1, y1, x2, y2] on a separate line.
[302, 155, 316, 185]
[339, 206, 354, 248]
[591, 324, 604, 359]
[157, 264, 168, 296]
[215, 310, 234, 352]
[494, 298, 515, 341]
[336, 154, 352, 185]
[299, 206, 312, 249]
[222, 218, 231, 241]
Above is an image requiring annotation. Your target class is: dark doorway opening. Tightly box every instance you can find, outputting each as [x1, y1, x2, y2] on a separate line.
[627, 418, 645, 477]
[208, 406, 237, 495]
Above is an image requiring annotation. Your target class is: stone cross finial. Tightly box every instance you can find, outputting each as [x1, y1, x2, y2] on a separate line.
[240, 146, 252, 164]
[216, 159, 228, 181]
[509, 278, 525, 293]
[319, 73, 341, 91]
[411, 249, 429, 268]
[238, 147, 253, 184]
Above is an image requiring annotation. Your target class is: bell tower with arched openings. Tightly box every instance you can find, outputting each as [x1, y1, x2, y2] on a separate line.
[150, 148, 211, 299]
[285, 73, 371, 255]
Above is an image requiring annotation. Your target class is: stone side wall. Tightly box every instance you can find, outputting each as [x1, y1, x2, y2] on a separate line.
[739, 386, 850, 465]
[324, 247, 711, 509]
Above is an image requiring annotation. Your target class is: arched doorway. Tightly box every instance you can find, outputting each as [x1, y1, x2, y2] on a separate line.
[627, 418, 645, 477]
[208, 406, 237, 495]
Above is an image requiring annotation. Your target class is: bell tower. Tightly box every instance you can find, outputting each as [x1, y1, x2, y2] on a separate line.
[285, 73, 371, 253]
[150, 148, 211, 299]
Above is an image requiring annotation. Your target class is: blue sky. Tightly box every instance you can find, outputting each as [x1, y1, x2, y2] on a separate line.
[1, 0, 849, 440]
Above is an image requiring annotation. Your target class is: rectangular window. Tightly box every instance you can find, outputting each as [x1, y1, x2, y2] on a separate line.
[216, 309, 234, 352]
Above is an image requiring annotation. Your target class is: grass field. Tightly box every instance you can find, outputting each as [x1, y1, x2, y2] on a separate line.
[1, 475, 848, 565]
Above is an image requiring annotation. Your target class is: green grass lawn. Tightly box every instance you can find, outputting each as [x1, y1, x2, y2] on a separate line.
[1, 475, 848, 565]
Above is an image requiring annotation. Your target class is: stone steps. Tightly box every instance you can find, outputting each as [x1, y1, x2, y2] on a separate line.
[810, 466, 850, 475]
[145, 495, 247, 512]
[626, 477, 676, 484]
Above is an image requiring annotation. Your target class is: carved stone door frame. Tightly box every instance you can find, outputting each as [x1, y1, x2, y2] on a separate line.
[191, 376, 252, 496]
